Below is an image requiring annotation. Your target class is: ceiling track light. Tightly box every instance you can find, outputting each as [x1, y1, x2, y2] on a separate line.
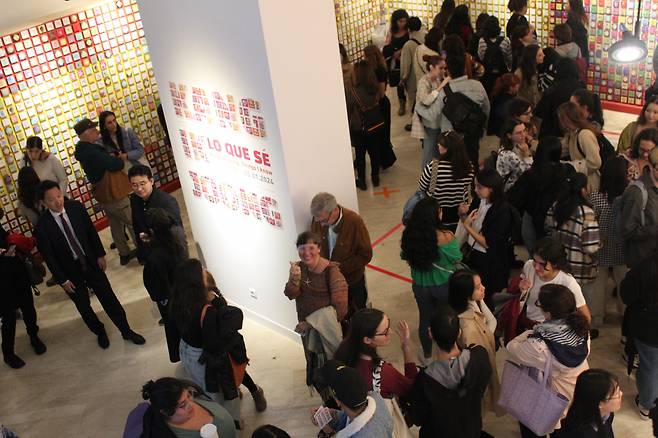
[608, 0, 648, 64]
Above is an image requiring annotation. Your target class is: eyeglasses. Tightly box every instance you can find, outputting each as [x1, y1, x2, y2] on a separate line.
[534, 299, 542, 308]
[373, 321, 391, 337]
[130, 182, 150, 189]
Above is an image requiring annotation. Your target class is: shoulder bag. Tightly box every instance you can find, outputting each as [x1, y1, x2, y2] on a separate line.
[200, 304, 246, 389]
[402, 159, 439, 224]
[350, 87, 385, 134]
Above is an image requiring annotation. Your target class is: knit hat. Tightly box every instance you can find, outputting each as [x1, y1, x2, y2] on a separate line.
[321, 360, 368, 410]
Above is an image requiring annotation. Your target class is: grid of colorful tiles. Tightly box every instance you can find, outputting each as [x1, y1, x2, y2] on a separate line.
[0, 0, 176, 236]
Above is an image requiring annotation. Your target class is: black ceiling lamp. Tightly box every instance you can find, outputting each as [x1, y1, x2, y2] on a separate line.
[608, 0, 648, 63]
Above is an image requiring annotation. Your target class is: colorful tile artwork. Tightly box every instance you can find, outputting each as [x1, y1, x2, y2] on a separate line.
[334, 0, 658, 105]
[0, 0, 175, 236]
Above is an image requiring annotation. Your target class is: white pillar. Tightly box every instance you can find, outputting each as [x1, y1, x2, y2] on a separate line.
[137, 0, 357, 336]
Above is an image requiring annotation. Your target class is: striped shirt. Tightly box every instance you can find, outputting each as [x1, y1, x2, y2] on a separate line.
[418, 160, 474, 210]
[545, 204, 600, 282]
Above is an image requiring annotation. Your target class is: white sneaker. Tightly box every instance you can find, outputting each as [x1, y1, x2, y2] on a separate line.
[635, 395, 651, 421]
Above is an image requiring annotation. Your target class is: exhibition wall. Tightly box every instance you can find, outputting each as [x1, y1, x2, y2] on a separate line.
[0, 0, 175, 236]
[138, 0, 357, 336]
[336, 0, 656, 106]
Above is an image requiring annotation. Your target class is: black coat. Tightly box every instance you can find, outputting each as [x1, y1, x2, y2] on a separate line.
[143, 244, 184, 303]
[34, 200, 106, 284]
[566, 17, 589, 63]
[536, 77, 583, 139]
[621, 259, 658, 347]
[200, 298, 248, 398]
[558, 414, 615, 438]
[410, 346, 492, 438]
[0, 227, 32, 312]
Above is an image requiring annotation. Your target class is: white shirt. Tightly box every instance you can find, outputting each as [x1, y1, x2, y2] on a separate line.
[522, 260, 586, 322]
[50, 209, 86, 259]
[468, 199, 492, 253]
[328, 209, 343, 258]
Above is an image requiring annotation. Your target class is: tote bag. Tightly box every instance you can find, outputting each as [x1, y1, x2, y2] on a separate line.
[498, 355, 569, 436]
[372, 363, 413, 438]
[402, 159, 439, 224]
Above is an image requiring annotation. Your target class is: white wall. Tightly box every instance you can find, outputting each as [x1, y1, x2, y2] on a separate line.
[137, 0, 357, 337]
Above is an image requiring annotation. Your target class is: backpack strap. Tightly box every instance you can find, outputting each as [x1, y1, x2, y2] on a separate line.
[495, 36, 504, 47]
[575, 129, 586, 159]
[200, 303, 211, 328]
[428, 159, 440, 194]
[350, 87, 366, 113]
[443, 83, 453, 96]
[410, 38, 422, 46]
[372, 361, 382, 393]
[629, 180, 649, 226]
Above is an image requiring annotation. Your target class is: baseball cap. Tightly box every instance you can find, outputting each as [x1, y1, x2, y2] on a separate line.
[321, 360, 368, 410]
[73, 118, 98, 136]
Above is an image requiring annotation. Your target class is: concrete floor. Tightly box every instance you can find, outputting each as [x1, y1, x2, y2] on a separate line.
[0, 94, 652, 437]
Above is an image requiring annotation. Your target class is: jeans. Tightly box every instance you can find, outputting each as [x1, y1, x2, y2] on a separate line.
[635, 338, 658, 410]
[592, 265, 627, 320]
[179, 340, 241, 421]
[580, 280, 602, 327]
[100, 197, 136, 257]
[421, 127, 440, 169]
[412, 283, 449, 355]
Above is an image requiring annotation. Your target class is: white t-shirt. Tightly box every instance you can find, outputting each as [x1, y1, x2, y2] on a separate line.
[523, 260, 586, 322]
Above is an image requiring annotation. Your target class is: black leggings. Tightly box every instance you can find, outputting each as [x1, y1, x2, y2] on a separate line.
[242, 371, 258, 393]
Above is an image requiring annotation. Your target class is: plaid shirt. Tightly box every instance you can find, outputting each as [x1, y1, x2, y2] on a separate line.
[545, 203, 600, 282]
[588, 191, 625, 266]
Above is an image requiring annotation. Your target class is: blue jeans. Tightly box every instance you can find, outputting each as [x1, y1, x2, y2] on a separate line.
[179, 340, 241, 420]
[412, 283, 449, 355]
[635, 338, 658, 409]
[421, 127, 440, 169]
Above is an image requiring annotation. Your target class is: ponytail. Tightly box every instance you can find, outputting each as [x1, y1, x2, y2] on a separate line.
[538, 284, 591, 337]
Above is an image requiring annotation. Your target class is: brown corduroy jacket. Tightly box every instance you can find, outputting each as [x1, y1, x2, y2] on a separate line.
[311, 206, 372, 285]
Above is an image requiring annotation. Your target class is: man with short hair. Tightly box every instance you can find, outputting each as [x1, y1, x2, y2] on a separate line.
[128, 164, 188, 261]
[409, 305, 492, 437]
[34, 180, 145, 349]
[621, 147, 658, 268]
[310, 193, 372, 312]
[312, 360, 393, 437]
[73, 117, 136, 265]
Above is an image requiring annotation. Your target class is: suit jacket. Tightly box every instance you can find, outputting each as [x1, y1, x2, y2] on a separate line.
[35, 200, 106, 284]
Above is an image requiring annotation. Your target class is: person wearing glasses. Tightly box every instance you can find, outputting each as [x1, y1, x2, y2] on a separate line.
[138, 377, 236, 438]
[624, 128, 658, 181]
[128, 164, 187, 262]
[517, 238, 591, 333]
[507, 284, 591, 438]
[333, 308, 417, 401]
[558, 369, 621, 438]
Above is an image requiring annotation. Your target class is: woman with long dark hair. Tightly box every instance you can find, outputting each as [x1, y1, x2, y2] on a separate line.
[616, 95, 658, 154]
[588, 157, 629, 324]
[515, 45, 544, 108]
[566, 0, 589, 65]
[98, 110, 148, 169]
[142, 208, 187, 363]
[553, 23, 582, 59]
[170, 259, 250, 427]
[488, 73, 521, 135]
[496, 118, 533, 191]
[333, 308, 417, 399]
[401, 197, 463, 358]
[625, 127, 658, 181]
[506, 0, 530, 37]
[433, 0, 455, 34]
[510, 24, 534, 72]
[417, 131, 474, 229]
[558, 101, 602, 190]
[445, 5, 473, 47]
[17, 167, 43, 226]
[383, 9, 410, 116]
[507, 284, 591, 438]
[346, 60, 384, 190]
[139, 377, 237, 438]
[508, 136, 574, 254]
[559, 369, 621, 437]
[459, 168, 516, 307]
[23, 135, 68, 196]
[571, 89, 604, 129]
[546, 173, 601, 334]
[448, 269, 502, 417]
[536, 58, 583, 138]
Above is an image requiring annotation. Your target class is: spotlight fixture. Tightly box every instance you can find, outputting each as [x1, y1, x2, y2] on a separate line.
[608, 2, 648, 64]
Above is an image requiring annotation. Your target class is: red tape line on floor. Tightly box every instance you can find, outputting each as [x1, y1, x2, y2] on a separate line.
[366, 263, 413, 283]
[371, 222, 402, 248]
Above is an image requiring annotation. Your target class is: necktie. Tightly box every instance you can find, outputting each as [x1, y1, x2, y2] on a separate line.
[60, 213, 88, 269]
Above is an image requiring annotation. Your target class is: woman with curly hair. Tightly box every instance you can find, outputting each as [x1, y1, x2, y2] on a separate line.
[401, 197, 463, 358]
[488, 73, 521, 135]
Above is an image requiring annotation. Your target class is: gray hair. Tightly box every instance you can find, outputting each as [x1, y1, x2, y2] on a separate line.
[310, 192, 338, 217]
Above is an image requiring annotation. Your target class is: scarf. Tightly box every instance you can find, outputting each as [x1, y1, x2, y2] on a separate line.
[532, 319, 588, 367]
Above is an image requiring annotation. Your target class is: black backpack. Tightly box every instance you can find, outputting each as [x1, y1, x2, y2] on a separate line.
[575, 130, 617, 166]
[482, 37, 509, 77]
[442, 84, 487, 135]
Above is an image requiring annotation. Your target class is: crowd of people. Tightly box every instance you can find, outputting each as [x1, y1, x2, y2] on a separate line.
[2, 1, 658, 437]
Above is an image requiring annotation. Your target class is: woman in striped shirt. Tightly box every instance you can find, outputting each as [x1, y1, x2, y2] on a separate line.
[545, 173, 601, 333]
[417, 131, 474, 231]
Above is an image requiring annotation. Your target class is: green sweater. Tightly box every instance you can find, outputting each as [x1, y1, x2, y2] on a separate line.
[411, 239, 463, 287]
[74, 140, 124, 184]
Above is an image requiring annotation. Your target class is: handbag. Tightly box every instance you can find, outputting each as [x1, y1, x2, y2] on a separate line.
[92, 170, 132, 204]
[372, 363, 413, 438]
[498, 355, 569, 436]
[402, 159, 439, 224]
[200, 304, 247, 389]
[350, 87, 385, 134]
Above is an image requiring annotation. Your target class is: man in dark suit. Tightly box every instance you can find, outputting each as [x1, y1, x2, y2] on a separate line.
[34, 180, 145, 349]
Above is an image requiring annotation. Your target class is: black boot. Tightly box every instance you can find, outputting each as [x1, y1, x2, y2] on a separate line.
[372, 175, 380, 187]
[356, 179, 367, 191]
[4, 354, 25, 369]
[30, 335, 47, 355]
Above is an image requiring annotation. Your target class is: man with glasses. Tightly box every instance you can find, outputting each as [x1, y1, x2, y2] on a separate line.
[310, 193, 372, 315]
[620, 147, 658, 268]
[128, 164, 187, 262]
